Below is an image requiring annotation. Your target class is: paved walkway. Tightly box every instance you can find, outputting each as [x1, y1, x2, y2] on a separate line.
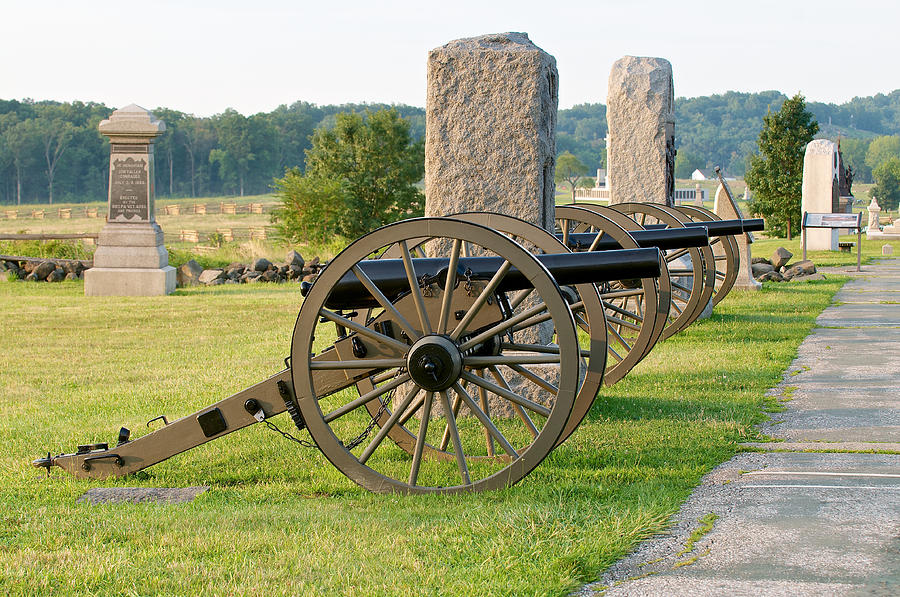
[581, 259, 900, 596]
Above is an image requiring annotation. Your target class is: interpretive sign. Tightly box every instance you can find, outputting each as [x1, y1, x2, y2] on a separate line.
[802, 212, 862, 229]
[802, 211, 863, 271]
[108, 146, 151, 222]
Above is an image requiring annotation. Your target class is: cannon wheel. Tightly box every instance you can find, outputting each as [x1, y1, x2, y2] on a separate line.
[356, 212, 608, 453]
[673, 205, 739, 306]
[555, 206, 667, 386]
[291, 218, 581, 494]
[569, 203, 673, 356]
[609, 203, 714, 338]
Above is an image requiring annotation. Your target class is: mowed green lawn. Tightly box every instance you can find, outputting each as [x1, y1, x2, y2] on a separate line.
[0, 277, 842, 596]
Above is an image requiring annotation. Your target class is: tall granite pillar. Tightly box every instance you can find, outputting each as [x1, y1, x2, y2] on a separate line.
[425, 32, 557, 231]
[607, 56, 675, 206]
[84, 105, 175, 296]
[801, 139, 840, 250]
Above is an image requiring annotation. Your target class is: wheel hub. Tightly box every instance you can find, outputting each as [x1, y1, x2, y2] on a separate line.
[407, 335, 463, 392]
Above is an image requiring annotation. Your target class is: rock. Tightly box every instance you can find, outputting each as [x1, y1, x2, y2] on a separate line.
[24, 272, 38, 282]
[262, 270, 280, 282]
[751, 262, 774, 277]
[33, 261, 57, 280]
[198, 269, 224, 285]
[751, 256, 771, 265]
[252, 258, 272, 273]
[302, 273, 318, 283]
[308, 256, 320, 268]
[242, 271, 262, 283]
[606, 55, 674, 205]
[46, 268, 66, 282]
[64, 272, 79, 281]
[0, 262, 6, 272]
[176, 260, 204, 286]
[792, 272, 826, 282]
[783, 260, 816, 279]
[23, 261, 35, 274]
[884, 244, 894, 256]
[207, 278, 225, 286]
[285, 250, 305, 269]
[758, 270, 784, 282]
[277, 265, 289, 276]
[245, 274, 262, 284]
[288, 264, 304, 279]
[771, 247, 793, 270]
[225, 262, 245, 272]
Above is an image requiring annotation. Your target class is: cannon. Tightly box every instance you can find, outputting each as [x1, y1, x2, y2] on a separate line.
[34, 217, 664, 495]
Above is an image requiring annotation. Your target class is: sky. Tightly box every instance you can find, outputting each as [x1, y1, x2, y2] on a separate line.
[2, 0, 897, 117]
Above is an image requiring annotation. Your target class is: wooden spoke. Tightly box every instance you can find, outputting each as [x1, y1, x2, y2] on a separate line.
[600, 288, 646, 300]
[509, 287, 533, 310]
[458, 301, 548, 352]
[488, 366, 539, 438]
[318, 309, 409, 353]
[452, 382, 518, 458]
[440, 391, 471, 485]
[310, 358, 406, 370]
[323, 373, 411, 423]
[351, 264, 420, 341]
[607, 323, 633, 351]
[460, 370, 551, 417]
[439, 391, 464, 451]
[399, 240, 432, 334]
[437, 239, 463, 334]
[450, 260, 513, 340]
[474, 371, 495, 457]
[507, 363, 559, 393]
[603, 300, 645, 323]
[408, 392, 434, 486]
[358, 385, 421, 464]
[464, 354, 561, 367]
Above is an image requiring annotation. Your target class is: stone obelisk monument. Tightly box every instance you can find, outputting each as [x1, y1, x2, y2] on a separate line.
[606, 56, 675, 205]
[424, 32, 558, 231]
[84, 105, 176, 296]
[800, 139, 840, 251]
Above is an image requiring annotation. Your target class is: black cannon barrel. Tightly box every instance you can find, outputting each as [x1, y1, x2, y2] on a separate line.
[560, 226, 709, 251]
[644, 217, 765, 236]
[317, 247, 662, 310]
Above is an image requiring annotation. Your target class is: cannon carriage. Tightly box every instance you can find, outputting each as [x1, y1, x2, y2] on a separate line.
[34, 211, 762, 494]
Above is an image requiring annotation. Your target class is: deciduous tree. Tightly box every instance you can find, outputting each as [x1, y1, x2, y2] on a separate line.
[554, 151, 589, 204]
[872, 158, 900, 211]
[745, 93, 818, 239]
[304, 108, 424, 237]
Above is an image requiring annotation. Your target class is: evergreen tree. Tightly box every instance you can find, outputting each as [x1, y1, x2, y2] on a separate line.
[745, 93, 818, 239]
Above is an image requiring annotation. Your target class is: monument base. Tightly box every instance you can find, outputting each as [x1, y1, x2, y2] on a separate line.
[806, 228, 839, 251]
[85, 266, 176, 296]
[867, 229, 900, 240]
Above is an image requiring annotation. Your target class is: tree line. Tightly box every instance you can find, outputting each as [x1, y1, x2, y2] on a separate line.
[0, 99, 424, 205]
[3, 89, 900, 205]
[558, 89, 900, 181]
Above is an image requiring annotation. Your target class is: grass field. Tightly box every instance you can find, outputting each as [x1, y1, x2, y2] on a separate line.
[0, 274, 844, 596]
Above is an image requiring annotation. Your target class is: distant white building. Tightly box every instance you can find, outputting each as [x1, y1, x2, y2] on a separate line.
[691, 168, 716, 181]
